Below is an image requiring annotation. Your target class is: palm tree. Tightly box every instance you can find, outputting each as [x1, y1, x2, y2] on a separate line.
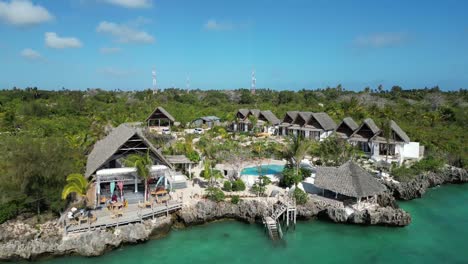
[124, 152, 152, 202]
[61, 173, 90, 201]
[379, 119, 393, 162]
[248, 115, 258, 133]
[202, 159, 223, 186]
[282, 135, 313, 179]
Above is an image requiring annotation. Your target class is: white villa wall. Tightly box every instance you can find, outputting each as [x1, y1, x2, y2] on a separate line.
[402, 142, 421, 159]
[319, 130, 333, 141]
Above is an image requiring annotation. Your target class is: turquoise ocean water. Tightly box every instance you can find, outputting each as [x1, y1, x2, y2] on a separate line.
[241, 165, 285, 176]
[41, 184, 468, 264]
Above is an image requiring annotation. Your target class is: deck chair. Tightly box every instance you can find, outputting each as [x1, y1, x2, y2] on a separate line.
[116, 209, 123, 218]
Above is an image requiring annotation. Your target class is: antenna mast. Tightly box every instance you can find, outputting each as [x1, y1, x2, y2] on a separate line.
[251, 68, 256, 94]
[152, 68, 157, 94]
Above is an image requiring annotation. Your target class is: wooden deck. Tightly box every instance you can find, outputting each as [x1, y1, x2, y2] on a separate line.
[66, 200, 182, 234]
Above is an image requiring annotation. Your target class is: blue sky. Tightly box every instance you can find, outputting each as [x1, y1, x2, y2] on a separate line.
[0, 0, 467, 91]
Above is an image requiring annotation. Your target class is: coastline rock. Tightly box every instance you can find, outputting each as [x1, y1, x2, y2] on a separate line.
[177, 199, 270, 224]
[0, 216, 173, 261]
[383, 167, 467, 200]
[180, 197, 410, 227]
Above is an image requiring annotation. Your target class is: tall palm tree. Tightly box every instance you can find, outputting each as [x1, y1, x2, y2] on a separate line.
[379, 119, 393, 162]
[61, 173, 90, 201]
[282, 135, 313, 178]
[125, 152, 152, 202]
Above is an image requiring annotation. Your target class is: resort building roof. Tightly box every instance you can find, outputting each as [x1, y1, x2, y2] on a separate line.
[165, 155, 194, 164]
[371, 120, 410, 143]
[281, 111, 300, 125]
[236, 109, 280, 124]
[145, 106, 175, 123]
[237, 109, 250, 119]
[349, 118, 380, 141]
[259, 110, 281, 125]
[198, 116, 220, 122]
[310, 112, 337, 131]
[249, 109, 261, 118]
[85, 123, 172, 178]
[335, 117, 359, 138]
[314, 161, 385, 198]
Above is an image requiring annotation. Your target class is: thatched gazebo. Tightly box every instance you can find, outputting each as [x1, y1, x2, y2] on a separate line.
[314, 161, 385, 203]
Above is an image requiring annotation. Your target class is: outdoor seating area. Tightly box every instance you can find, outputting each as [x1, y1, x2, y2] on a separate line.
[66, 199, 183, 234]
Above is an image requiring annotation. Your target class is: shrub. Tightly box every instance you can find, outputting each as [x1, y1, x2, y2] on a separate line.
[0, 202, 21, 224]
[231, 195, 240, 204]
[293, 188, 308, 205]
[281, 166, 302, 187]
[412, 156, 444, 173]
[223, 181, 232, 192]
[205, 187, 225, 202]
[391, 166, 416, 182]
[231, 179, 246, 191]
[251, 183, 266, 196]
[391, 156, 445, 182]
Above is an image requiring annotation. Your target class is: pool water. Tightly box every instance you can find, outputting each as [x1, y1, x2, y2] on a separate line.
[241, 164, 285, 176]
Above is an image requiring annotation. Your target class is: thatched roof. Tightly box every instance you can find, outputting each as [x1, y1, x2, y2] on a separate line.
[372, 120, 410, 143]
[389, 120, 410, 143]
[350, 118, 380, 141]
[362, 118, 380, 134]
[335, 117, 359, 138]
[259, 110, 281, 125]
[249, 109, 261, 118]
[283, 111, 299, 123]
[85, 123, 172, 178]
[298, 112, 313, 123]
[237, 109, 250, 119]
[200, 116, 220, 122]
[145, 106, 175, 122]
[342, 117, 359, 131]
[314, 161, 385, 198]
[310, 112, 337, 130]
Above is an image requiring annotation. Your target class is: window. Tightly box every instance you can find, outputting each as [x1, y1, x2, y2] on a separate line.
[310, 131, 320, 140]
[359, 142, 371, 152]
[379, 143, 395, 156]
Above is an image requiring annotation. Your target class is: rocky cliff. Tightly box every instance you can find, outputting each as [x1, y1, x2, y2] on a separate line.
[383, 167, 467, 200]
[177, 197, 410, 227]
[0, 216, 173, 261]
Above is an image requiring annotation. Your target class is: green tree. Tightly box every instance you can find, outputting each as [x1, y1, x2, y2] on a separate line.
[124, 152, 152, 202]
[282, 135, 313, 180]
[61, 173, 90, 202]
[379, 119, 393, 162]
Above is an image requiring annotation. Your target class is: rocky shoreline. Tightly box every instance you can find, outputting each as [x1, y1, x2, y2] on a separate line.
[0, 167, 465, 261]
[382, 166, 467, 200]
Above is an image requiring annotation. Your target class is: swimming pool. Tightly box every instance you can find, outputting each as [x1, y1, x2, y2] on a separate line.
[241, 164, 285, 176]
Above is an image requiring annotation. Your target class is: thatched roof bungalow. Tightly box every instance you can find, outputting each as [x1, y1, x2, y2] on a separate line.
[233, 109, 280, 132]
[314, 161, 385, 199]
[335, 117, 359, 139]
[145, 106, 175, 127]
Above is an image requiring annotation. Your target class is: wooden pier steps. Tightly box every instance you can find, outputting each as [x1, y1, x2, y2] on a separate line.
[263, 196, 296, 240]
[264, 216, 281, 240]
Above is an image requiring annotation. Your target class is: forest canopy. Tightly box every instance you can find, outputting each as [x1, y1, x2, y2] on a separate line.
[0, 86, 466, 221]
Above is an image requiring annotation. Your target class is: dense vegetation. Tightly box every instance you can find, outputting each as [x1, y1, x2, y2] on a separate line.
[0, 86, 466, 222]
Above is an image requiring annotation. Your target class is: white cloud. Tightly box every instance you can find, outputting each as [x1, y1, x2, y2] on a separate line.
[96, 21, 155, 43]
[100, 47, 121, 54]
[45, 32, 83, 49]
[103, 0, 152, 8]
[0, 0, 53, 26]
[354, 32, 408, 48]
[204, 19, 233, 31]
[20, 48, 42, 60]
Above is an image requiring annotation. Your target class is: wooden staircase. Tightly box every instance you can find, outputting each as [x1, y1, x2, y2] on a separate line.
[263, 197, 296, 240]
